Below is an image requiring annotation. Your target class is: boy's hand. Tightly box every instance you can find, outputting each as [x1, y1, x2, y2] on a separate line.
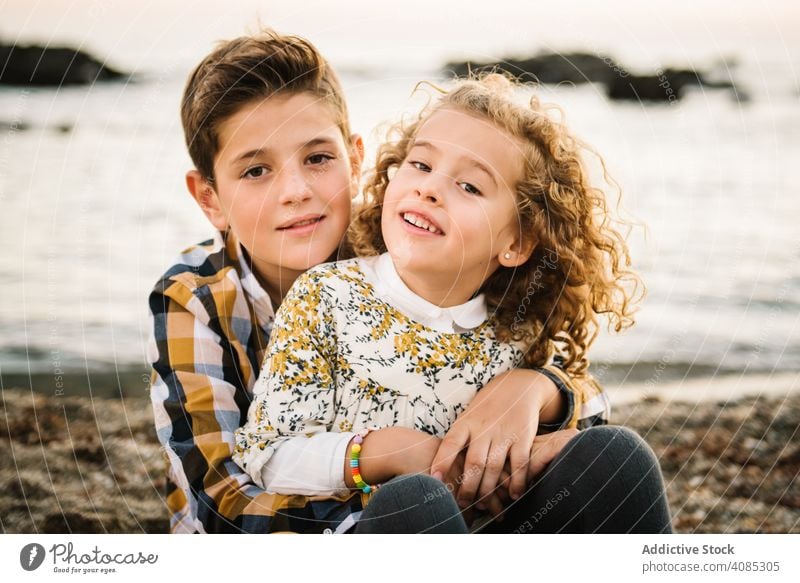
[527, 428, 579, 482]
[470, 430, 579, 525]
[430, 370, 562, 509]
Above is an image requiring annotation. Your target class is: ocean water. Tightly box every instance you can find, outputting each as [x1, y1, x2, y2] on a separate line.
[1, 3, 799, 384]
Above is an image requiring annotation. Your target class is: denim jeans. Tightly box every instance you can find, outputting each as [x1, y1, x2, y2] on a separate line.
[352, 426, 672, 534]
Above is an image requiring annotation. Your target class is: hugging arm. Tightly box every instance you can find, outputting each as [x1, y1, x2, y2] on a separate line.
[148, 282, 328, 533]
[232, 273, 355, 495]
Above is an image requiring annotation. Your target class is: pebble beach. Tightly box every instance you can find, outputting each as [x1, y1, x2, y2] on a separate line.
[1, 374, 797, 534]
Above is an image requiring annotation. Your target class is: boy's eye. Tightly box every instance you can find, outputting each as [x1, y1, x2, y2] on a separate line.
[242, 166, 268, 179]
[307, 153, 334, 165]
[459, 182, 482, 196]
[409, 160, 431, 172]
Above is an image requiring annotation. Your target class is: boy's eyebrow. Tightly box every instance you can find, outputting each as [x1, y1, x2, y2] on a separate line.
[231, 137, 340, 164]
[411, 139, 498, 188]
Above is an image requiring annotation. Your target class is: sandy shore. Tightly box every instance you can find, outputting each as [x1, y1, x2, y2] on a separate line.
[1, 373, 798, 533]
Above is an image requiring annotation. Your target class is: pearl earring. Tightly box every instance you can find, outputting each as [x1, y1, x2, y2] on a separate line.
[504, 252, 512, 260]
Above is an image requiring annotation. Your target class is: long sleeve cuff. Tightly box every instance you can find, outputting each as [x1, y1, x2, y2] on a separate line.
[532, 365, 577, 432]
[533, 365, 611, 431]
[258, 432, 355, 496]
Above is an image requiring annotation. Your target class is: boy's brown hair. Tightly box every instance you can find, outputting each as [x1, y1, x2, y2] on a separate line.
[181, 29, 352, 182]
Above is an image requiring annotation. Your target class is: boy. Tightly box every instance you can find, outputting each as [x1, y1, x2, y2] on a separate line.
[148, 29, 594, 534]
[148, 30, 365, 533]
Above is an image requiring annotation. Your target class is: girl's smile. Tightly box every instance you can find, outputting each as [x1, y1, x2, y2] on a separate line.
[399, 210, 445, 236]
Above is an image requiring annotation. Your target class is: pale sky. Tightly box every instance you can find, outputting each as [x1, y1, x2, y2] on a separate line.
[2, 0, 798, 74]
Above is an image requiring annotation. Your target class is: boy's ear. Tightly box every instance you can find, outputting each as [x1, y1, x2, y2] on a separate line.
[498, 235, 536, 268]
[349, 133, 365, 181]
[186, 170, 228, 231]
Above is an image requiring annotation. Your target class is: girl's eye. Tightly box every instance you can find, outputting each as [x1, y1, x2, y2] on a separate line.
[307, 153, 334, 165]
[242, 166, 268, 179]
[459, 182, 482, 196]
[409, 160, 431, 172]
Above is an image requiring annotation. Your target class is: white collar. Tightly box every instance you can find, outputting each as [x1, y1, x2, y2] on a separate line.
[359, 253, 488, 334]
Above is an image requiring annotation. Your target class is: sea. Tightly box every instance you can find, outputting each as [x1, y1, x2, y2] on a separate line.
[1, 1, 798, 394]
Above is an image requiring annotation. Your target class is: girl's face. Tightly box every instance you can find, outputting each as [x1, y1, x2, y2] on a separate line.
[381, 107, 533, 306]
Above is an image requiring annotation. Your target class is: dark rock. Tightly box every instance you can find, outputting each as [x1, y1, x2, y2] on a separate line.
[0, 120, 31, 132]
[444, 52, 626, 86]
[606, 68, 703, 102]
[0, 42, 127, 87]
[444, 52, 739, 103]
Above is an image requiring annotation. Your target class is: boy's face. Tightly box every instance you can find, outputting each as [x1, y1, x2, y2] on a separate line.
[190, 92, 360, 290]
[381, 107, 533, 304]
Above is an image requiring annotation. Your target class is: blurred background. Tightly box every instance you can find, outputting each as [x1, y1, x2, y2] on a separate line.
[0, 0, 798, 533]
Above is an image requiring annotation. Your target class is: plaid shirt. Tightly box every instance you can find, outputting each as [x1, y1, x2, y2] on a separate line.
[147, 230, 609, 534]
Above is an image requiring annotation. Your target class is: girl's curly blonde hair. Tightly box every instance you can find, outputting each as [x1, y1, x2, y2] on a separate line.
[349, 73, 643, 376]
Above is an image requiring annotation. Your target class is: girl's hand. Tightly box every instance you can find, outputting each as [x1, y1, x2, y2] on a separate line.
[430, 370, 562, 509]
[444, 452, 511, 523]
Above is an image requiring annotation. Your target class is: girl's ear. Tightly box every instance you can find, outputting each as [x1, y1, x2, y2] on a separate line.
[498, 235, 536, 268]
[186, 170, 229, 231]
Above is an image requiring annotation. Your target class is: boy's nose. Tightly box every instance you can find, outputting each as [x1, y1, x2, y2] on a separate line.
[276, 169, 312, 205]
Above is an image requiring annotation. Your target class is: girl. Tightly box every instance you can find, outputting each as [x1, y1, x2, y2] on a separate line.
[233, 73, 671, 533]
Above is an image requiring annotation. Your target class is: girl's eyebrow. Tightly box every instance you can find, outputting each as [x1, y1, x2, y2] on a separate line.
[411, 139, 498, 188]
[231, 137, 339, 164]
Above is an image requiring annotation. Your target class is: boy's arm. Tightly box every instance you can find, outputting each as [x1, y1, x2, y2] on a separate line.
[533, 362, 610, 430]
[232, 272, 351, 492]
[149, 281, 348, 533]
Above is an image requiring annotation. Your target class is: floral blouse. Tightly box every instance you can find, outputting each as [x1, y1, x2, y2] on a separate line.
[233, 254, 526, 494]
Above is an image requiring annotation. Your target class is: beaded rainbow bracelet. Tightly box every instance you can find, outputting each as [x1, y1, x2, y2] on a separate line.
[350, 427, 381, 494]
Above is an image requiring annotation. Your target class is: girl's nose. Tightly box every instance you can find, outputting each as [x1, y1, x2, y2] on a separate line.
[416, 174, 441, 204]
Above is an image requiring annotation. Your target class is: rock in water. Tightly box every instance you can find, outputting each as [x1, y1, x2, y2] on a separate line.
[444, 52, 739, 103]
[444, 52, 625, 86]
[0, 43, 127, 86]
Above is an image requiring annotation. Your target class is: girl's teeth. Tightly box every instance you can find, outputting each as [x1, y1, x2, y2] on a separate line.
[403, 213, 440, 234]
